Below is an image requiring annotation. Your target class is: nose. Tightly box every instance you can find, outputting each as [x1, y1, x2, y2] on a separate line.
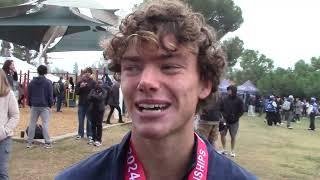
[137, 66, 160, 93]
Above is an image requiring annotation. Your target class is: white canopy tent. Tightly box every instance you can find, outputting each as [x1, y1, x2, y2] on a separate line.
[0, 56, 60, 82]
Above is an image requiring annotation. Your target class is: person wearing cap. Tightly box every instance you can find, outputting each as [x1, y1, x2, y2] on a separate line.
[308, 97, 318, 131]
[265, 95, 277, 126]
[56, 1, 256, 179]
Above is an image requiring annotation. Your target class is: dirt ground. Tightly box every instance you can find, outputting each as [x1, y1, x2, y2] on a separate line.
[15, 106, 128, 138]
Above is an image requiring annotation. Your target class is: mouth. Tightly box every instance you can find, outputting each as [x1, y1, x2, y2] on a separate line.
[136, 103, 170, 112]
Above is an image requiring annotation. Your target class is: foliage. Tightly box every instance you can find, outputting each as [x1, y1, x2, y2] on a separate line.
[231, 49, 274, 85]
[73, 62, 79, 75]
[185, 0, 243, 39]
[222, 36, 244, 67]
[255, 57, 320, 98]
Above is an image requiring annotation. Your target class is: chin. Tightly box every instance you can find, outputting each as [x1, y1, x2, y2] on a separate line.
[133, 125, 171, 140]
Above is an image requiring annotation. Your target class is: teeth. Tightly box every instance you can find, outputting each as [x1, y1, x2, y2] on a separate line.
[142, 109, 162, 112]
[139, 104, 166, 108]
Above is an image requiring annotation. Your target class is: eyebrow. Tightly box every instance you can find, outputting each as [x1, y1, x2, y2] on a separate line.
[122, 51, 180, 62]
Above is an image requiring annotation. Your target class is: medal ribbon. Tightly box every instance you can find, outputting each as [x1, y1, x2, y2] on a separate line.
[124, 133, 208, 180]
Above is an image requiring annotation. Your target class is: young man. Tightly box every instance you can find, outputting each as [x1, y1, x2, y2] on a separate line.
[197, 93, 222, 149]
[75, 68, 96, 143]
[55, 77, 65, 112]
[56, 0, 256, 179]
[220, 85, 244, 157]
[27, 65, 53, 148]
[106, 81, 124, 124]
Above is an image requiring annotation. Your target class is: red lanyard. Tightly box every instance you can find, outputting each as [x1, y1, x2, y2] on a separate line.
[124, 133, 208, 180]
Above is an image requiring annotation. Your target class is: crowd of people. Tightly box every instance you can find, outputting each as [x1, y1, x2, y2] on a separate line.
[0, 59, 125, 179]
[264, 95, 318, 130]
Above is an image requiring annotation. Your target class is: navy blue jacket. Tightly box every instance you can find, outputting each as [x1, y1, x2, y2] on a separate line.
[28, 76, 53, 107]
[56, 132, 257, 180]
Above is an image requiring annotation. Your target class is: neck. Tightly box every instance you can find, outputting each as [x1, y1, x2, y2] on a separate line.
[131, 123, 195, 180]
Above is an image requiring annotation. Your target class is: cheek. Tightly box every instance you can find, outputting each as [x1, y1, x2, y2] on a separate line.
[120, 79, 136, 103]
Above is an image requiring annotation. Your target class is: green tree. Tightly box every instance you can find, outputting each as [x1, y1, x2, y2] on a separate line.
[310, 56, 320, 70]
[73, 62, 79, 75]
[233, 49, 274, 85]
[222, 36, 244, 67]
[185, 0, 243, 39]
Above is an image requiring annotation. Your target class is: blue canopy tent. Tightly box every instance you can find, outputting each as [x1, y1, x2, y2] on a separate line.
[218, 79, 232, 93]
[237, 80, 259, 95]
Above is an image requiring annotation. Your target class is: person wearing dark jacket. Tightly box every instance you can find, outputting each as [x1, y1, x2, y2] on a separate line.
[56, 1, 256, 179]
[55, 77, 65, 112]
[75, 68, 96, 143]
[26, 65, 53, 148]
[106, 81, 123, 124]
[87, 80, 107, 146]
[198, 93, 222, 149]
[220, 85, 244, 157]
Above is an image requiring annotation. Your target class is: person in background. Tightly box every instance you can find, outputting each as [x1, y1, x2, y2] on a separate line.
[69, 77, 75, 92]
[87, 80, 107, 146]
[26, 65, 53, 148]
[247, 95, 256, 116]
[283, 95, 294, 129]
[265, 95, 277, 126]
[75, 68, 96, 144]
[275, 96, 282, 125]
[56, 1, 256, 179]
[220, 85, 244, 157]
[293, 97, 303, 123]
[55, 77, 65, 112]
[198, 93, 222, 149]
[0, 69, 20, 180]
[2, 60, 18, 98]
[308, 97, 318, 131]
[105, 81, 124, 124]
[2, 60, 18, 89]
[17, 83, 25, 108]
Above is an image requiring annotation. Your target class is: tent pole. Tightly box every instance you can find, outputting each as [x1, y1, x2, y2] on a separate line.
[37, 26, 62, 64]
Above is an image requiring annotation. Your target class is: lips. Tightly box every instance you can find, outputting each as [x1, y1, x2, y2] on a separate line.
[135, 99, 171, 113]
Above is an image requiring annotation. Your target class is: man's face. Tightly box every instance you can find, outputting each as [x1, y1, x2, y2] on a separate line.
[120, 34, 211, 139]
[82, 73, 90, 81]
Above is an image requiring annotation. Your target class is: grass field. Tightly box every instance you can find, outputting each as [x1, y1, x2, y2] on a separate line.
[8, 115, 320, 180]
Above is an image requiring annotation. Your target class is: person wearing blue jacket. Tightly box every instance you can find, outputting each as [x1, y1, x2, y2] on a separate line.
[56, 0, 257, 179]
[27, 65, 53, 148]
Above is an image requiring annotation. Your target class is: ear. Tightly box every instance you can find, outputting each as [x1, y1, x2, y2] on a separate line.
[199, 80, 212, 99]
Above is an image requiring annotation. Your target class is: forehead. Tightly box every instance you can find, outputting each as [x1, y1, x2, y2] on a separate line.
[122, 34, 197, 60]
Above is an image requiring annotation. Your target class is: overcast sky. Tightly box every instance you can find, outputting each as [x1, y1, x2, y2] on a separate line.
[226, 0, 320, 68]
[49, 0, 320, 71]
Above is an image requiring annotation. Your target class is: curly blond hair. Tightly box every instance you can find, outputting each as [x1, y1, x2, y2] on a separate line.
[103, 0, 226, 110]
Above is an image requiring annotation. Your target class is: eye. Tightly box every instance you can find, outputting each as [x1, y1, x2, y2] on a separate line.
[122, 64, 142, 76]
[161, 64, 181, 74]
